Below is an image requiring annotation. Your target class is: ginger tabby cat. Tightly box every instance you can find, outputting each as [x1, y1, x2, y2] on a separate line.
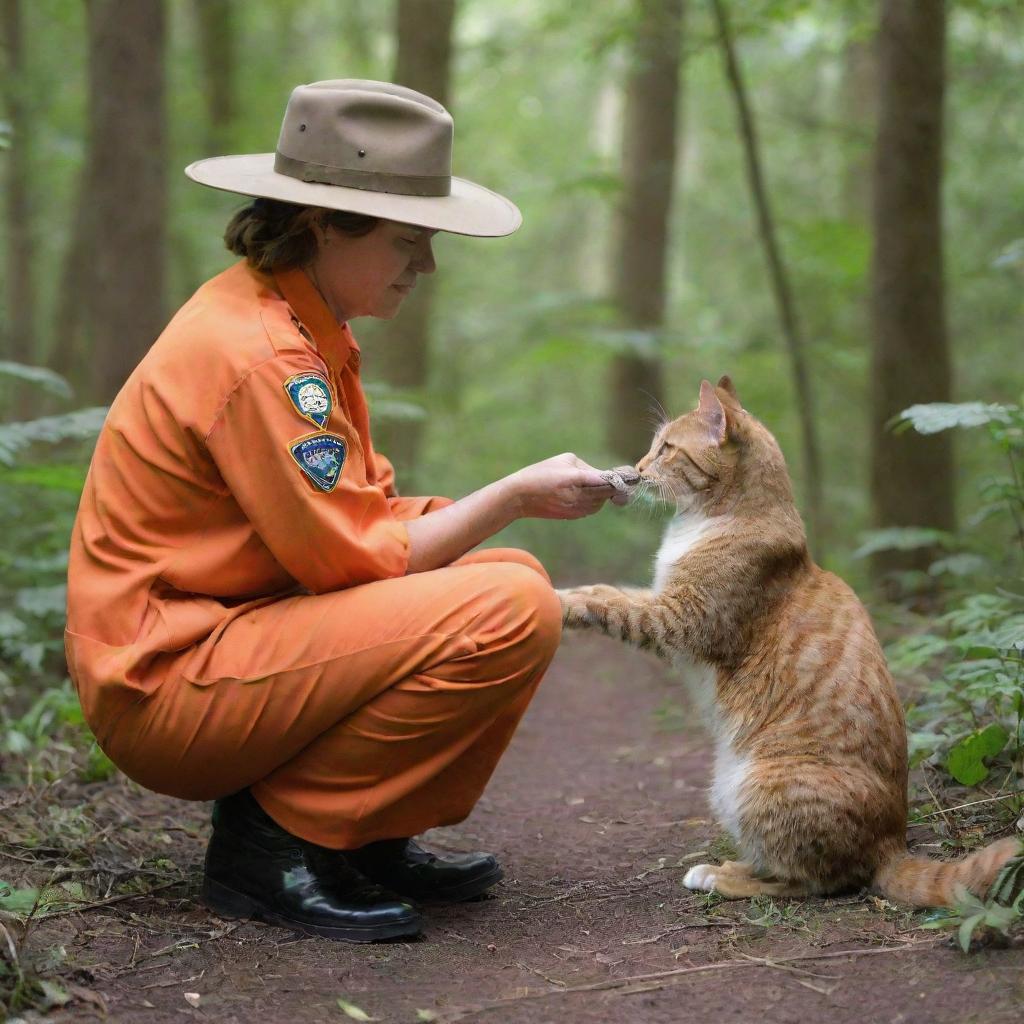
[559, 377, 1020, 907]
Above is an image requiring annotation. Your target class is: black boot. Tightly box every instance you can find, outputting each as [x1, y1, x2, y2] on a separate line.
[202, 790, 422, 942]
[346, 837, 503, 903]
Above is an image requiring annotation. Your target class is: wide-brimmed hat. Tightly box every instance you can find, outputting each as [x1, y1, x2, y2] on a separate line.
[185, 79, 521, 237]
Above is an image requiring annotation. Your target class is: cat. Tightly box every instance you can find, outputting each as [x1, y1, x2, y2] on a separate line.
[558, 376, 1020, 907]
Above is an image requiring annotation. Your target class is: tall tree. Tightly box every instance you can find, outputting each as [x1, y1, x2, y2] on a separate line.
[86, 0, 168, 402]
[193, 0, 236, 156]
[374, 0, 457, 490]
[607, 0, 683, 462]
[2, 0, 36, 390]
[839, 18, 878, 225]
[869, 0, 953, 588]
[709, 0, 824, 556]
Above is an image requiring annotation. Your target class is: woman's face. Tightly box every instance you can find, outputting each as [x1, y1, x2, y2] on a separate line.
[309, 217, 438, 322]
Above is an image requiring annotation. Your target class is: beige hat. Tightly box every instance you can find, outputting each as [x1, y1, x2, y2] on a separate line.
[185, 79, 521, 237]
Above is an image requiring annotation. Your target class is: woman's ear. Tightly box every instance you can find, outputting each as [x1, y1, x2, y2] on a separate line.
[697, 379, 727, 446]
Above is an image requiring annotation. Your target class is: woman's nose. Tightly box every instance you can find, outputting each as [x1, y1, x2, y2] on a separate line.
[411, 238, 436, 274]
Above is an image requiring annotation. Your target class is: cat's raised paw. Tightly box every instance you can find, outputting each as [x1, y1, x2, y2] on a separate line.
[555, 588, 595, 627]
[682, 864, 719, 892]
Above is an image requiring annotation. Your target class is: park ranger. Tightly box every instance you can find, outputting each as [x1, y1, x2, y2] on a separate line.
[65, 80, 621, 942]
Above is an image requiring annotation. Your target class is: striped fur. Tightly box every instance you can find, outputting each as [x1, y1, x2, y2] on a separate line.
[559, 377, 1020, 908]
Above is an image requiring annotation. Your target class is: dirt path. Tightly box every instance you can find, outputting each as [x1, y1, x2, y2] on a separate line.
[9, 634, 1024, 1023]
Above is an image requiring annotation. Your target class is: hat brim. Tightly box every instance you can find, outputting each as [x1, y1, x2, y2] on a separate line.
[185, 153, 521, 238]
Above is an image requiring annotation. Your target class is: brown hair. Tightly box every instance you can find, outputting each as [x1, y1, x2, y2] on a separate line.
[224, 198, 379, 271]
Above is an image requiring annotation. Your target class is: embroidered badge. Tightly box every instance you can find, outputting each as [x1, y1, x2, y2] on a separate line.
[283, 372, 333, 429]
[289, 433, 347, 493]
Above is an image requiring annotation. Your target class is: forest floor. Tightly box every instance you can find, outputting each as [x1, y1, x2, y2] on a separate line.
[2, 632, 1024, 1024]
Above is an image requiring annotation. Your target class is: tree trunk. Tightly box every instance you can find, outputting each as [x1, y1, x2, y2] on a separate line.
[2, 0, 37, 400]
[839, 24, 878, 225]
[86, 0, 167, 403]
[607, 0, 683, 463]
[869, 0, 954, 588]
[193, 0, 235, 155]
[374, 0, 456, 491]
[709, 0, 824, 558]
[47, 168, 95, 394]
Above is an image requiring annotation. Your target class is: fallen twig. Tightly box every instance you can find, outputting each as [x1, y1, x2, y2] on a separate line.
[914, 792, 1023, 821]
[438, 939, 945, 1020]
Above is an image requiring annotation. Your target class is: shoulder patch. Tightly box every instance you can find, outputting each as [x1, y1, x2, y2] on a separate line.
[289, 432, 347, 492]
[283, 372, 334, 429]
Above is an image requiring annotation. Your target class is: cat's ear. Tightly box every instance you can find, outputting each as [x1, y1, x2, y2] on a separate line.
[717, 375, 739, 403]
[697, 379, 727, 446]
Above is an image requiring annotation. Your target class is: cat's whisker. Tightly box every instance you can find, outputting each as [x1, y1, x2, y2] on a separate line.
[639, 389, 671, 432]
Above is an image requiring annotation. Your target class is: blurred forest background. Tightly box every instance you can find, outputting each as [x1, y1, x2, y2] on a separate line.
[0, 0, 1022, 838]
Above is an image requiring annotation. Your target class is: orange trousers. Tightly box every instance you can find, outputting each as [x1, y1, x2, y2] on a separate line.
[104, 549, 561, 848]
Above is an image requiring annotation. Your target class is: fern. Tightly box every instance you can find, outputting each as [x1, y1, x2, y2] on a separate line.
[0, 361, 73, 399]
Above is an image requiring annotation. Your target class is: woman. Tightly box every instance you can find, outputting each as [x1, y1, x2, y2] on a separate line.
[65, 80, 621, 943]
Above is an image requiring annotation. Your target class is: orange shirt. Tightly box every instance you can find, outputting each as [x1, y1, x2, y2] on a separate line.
[66, 261, 449, 734]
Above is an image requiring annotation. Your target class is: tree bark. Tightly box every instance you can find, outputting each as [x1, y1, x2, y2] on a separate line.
[374, 0, 456, 490]
[709, 0, 824, 557]
[47, 168, 95, 393]
[607, 0, 683, 463]
[2, 0, 36, 396]
[869, 0, 954, 587]
[86, 0, 167, 402]
[839, 23, 878, 225]
[193, 0, 235, 155]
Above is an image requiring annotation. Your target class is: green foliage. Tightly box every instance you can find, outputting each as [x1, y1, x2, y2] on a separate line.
[853, 527, 956, 560]
[0, 407, 107, 467]
[0, 364, 105, 771]
[894, 402, 1014, 435]
[946, 724, 1009, 786]
[882, 402, 1024, 786]
[920, 848, 1024, 952]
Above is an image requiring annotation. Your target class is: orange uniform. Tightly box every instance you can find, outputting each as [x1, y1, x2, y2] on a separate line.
[66, 261, 560, 847]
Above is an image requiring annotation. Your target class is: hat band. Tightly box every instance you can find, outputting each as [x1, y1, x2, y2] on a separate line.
[274, 151, 451, 197]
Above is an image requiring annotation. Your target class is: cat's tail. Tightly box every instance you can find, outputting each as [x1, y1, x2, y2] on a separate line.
[873, 837, 1022, 909]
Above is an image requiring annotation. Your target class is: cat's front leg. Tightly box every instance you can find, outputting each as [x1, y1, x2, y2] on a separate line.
[557, 584, 623, 629]
[556, 585, 667, 655]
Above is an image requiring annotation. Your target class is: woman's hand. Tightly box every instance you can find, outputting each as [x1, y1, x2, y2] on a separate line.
[504, 453, 620, 520]
[403, 454, 627, 574]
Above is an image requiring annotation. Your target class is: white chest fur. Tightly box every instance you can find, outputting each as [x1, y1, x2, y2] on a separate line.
[652, 512, 715, 592]
[671, 654, 749, 842]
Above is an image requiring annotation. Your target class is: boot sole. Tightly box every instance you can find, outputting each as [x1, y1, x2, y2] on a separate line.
[418, 864, 505, 904]
[201, 876, 423, 943]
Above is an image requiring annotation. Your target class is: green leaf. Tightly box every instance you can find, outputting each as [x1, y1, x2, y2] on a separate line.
[894, 402, 1015, 435]
[0, 361, 73, 398]
[0, 881, 40, 915]
[15, 585, 67, 618]
[337, 998, 377, 1021]
[928, 553, 990, 578]
[0, 406, 108, 467]
[0, 611, 27, 639]
[958, 913, 984, 952]
[416, 1012, 438, 1023]
[990, 848, 1024, 904]
[1, 462, 89, 492]
[853, 527, 955, 560]
[945, 723, 1009, 785]
[37, 978, 71, 1009]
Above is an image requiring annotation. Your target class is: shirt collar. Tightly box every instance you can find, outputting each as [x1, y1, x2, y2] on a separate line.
[272, 265, 360, 371]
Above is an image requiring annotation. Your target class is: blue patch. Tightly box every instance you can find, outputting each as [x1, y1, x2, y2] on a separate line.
[289, 433, 347, 492]
[283, 372, 333, 429]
